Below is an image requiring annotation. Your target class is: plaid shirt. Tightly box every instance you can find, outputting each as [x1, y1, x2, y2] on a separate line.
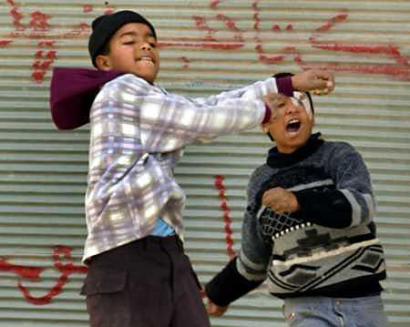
[83, 74, 283, 261]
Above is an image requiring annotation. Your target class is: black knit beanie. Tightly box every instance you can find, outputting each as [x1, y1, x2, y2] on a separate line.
[88, 10, 157, 67]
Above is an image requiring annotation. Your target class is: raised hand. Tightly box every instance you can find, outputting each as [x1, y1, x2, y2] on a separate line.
[291, 69, 335, 95]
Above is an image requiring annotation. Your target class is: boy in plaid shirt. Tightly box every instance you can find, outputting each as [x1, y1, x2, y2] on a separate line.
[50, 11, 334, 327]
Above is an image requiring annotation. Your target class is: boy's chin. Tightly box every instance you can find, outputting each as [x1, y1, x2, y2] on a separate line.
[134, 71, 157, 84]
[278, 136, 310, 152]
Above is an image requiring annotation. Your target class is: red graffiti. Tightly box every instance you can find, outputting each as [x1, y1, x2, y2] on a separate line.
[32, 45, 57, 83]
[214, 175, 237, 259]
[30, 11, 51, 31]
[160, 14, 244, 51]
[0, 259, 44, 280]
[83, 5, 93, 13]
[180, 56, 191, 69]
[0, 40, 13, 47]
[2, 1, 408, 81]
[1, 246, 87, 305]
[1, 2, 100, 84]
[7, 0, 24, 30]
[302, 12, 410, 80]
[159, 0, 410, 81]
[252, 0, 292, 65]
[210, 0, 224, 9]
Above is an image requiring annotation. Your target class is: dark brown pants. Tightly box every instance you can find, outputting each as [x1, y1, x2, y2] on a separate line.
[81, 236, 210, 327]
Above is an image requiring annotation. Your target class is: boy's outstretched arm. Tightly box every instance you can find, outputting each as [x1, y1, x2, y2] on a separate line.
[205, 169, 271, 315]
[204, 256, 264, 312]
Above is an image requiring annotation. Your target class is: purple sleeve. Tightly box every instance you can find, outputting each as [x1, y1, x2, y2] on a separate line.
[275, 75, 294, 97]
[262, 75, 294, 123]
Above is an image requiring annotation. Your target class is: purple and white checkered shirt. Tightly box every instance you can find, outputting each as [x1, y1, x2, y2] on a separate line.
[83, 73, 285, 261]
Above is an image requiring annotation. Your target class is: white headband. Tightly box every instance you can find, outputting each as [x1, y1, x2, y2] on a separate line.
[291, 92, 313, 118]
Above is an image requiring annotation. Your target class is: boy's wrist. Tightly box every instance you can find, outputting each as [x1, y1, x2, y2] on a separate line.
[275, 75, 294, 97]
[205, 257, 262, 307]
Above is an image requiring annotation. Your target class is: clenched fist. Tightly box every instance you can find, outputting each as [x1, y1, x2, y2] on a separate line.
[206, 300, 228, 317]
[291, 69, 335, 95]
[201, 288, 229, 317]
[262, 187, 300, 214]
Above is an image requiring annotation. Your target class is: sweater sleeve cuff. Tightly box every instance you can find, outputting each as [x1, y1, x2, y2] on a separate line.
[293, 189, 315, 210]
[205, 258, 263, 307]
[294, 189, 352, 228]
[276, 76, 294, 97]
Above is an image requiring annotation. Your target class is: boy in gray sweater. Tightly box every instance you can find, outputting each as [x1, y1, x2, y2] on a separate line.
[205, 73, 388, 326]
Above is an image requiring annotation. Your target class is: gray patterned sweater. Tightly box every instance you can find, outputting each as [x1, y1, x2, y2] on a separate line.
[206, 133, 386, 306]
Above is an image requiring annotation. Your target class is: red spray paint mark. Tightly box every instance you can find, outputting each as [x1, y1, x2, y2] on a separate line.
[0, 259, 44, 281]
[1, 2, 106, 84]
[180, 56, 191, 69]
[307, 12, 410, 79]
[216, 14, 242, 40]
[252, 0, 290, 65]
[0, 40, 12, 47]
[210, 0, 223, 9]
[312, 42, 409, 66]
[272, 25, 281, 32]
[38, 40, 55, 47]
[83, 5, 93, 13]
[7, 0, 24, 30]
[161, 2, 410, 81]
[17, 246, 87, 305]
[62, 23, 91, 39]
[30, 11, 50, 31]
[251, 1, 260, 31]
[1, 246, 87, 305]
[160, 40, 243, 50]
[302, 61, 410, 82]
[32, 47, 57, 84]
[272, 23, 294, 32]
[177, 13, 244, 52]
[314, 13, 348, 33]
[193, 16, 217, 42]
[214, 175, 237, 259]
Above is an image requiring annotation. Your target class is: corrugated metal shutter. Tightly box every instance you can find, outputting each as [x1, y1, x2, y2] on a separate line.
[0, 0, 409, 326]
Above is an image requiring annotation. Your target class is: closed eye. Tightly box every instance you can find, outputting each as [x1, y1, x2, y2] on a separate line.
[273, 100, 287, 110]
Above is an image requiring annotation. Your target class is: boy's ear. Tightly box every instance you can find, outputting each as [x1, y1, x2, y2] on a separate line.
[95, 55, 112, 71]
[261, 123, 275, 141]
[261, 123, 269, 134]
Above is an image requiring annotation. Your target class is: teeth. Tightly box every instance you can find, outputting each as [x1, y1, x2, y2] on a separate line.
[289, 119, 299, 124]
[140, 56, 153, 62]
